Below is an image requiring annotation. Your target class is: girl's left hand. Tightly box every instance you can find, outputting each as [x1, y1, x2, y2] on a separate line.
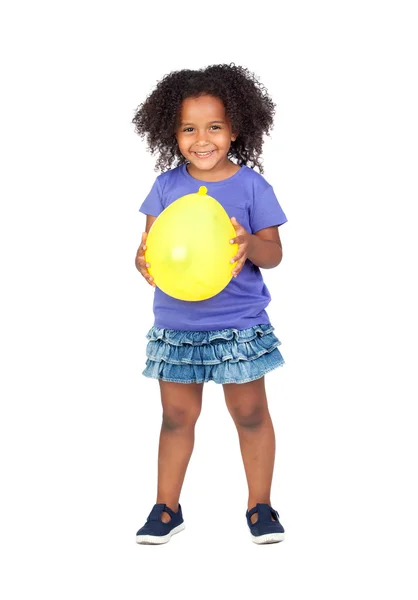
[229, 217, 254, 278]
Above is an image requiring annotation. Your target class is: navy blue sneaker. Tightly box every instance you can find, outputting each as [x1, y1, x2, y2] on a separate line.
[136, 503, 185, 545]
[246, 503, 285, 544]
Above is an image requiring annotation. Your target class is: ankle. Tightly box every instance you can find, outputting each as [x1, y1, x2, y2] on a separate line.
[248, 499, 271, 511]
[156, 500, 179, 513]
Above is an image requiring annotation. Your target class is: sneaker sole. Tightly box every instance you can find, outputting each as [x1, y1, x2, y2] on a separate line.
[251, 532, 285, 544]
[136, 522, 185, 545]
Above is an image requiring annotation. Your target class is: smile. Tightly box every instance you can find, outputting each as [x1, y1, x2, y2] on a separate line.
[193, 150, 215, 159]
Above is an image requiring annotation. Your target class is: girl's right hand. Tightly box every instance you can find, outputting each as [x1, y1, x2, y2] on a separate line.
[135, 232, 156, 287]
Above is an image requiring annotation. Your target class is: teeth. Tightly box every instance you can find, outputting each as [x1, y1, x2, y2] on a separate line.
[196, 151, 212, 155]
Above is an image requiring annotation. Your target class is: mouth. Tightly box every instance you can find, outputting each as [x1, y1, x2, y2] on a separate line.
[192, 150, 216, 159]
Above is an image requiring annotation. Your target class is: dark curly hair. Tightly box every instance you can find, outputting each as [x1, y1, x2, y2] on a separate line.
[132, 63, 275, 173]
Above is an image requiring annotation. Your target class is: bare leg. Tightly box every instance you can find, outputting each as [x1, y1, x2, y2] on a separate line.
[223, 377, 276, 524]
[156, 380, 203, 522]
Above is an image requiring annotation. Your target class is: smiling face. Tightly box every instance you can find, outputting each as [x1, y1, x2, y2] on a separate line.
[175, 95, 238, 180]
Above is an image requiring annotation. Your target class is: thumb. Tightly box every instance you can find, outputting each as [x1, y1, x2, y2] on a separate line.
[231, 216, 241, 228]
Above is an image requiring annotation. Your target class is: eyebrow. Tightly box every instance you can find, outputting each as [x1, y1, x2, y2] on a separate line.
[180, 120, 226, 126]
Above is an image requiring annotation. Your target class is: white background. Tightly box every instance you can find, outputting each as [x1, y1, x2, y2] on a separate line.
[1, 0, 417, 598]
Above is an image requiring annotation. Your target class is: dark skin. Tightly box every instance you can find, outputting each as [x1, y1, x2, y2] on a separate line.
[135, 215, 283, 282]
[135, 95, 283, 524]
[136, 96, 283, 279]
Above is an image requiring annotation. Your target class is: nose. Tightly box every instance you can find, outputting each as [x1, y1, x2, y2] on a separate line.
[195, 130, 209, 145]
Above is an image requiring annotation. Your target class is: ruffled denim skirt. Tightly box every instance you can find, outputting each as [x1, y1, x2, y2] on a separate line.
[142, 324, 285, 385]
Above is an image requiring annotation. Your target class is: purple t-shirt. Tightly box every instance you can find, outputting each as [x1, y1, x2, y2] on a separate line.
[139, 164, 287, 331]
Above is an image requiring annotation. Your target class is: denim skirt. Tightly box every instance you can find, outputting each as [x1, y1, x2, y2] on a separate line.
[142, 324, 285, 385]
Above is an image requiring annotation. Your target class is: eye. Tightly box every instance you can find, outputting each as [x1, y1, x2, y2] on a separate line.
[210, 125, 221, 130]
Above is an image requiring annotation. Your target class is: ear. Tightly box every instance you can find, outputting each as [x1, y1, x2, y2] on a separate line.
[231, 132, 238, 142]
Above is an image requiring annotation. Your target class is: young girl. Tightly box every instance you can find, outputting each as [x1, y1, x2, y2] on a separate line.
[132, 64, 287, 545]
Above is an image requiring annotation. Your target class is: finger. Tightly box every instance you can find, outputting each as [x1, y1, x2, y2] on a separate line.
[141, 269, 155, 286]
[229, 250, 245, 264]
[229, 234, 244, 246]
[136, 255, 150, 268]
[137, 232, 148, 255]
[232, 256, 247, 277]
[142, 231, 148, 250]
[230, 216, 242, 229]
[138, 266, 151, 278]
[135, 258, 152, 274]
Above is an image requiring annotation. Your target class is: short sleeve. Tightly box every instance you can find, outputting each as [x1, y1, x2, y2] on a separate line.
[139, 178, 164, 217]
[249, 185, 287, 233]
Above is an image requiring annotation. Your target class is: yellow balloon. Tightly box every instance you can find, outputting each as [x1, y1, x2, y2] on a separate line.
[145, 186, 238, 301]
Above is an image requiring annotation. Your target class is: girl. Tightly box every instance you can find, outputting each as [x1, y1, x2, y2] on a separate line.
[132, 64, 287, 545]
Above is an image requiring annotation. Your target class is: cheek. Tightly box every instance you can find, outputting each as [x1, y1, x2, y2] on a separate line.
[176, 135, 190, 153]
[220, 132, 234, 147]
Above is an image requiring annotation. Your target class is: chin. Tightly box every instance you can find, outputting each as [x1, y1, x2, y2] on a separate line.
[192, 162, 215, 169]
[188, 155, 226, 171]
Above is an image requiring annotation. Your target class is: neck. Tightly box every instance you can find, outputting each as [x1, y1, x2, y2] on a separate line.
[186, 160, 240, 182]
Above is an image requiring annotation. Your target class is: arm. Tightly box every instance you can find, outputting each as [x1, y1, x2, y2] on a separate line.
[247, 226, 283, 269]
[135, 215, 158, 286]
[145, 214, 157, 233]
[230, 217, 283, 277]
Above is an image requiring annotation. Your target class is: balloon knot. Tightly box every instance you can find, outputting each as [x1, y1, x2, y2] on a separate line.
[197, 186, 208, 195]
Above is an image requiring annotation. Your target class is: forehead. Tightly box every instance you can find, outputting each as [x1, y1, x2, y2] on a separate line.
[180, 95, 226, 123]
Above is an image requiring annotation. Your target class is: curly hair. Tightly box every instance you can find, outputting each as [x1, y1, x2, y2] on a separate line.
[132, 63, 275, 173]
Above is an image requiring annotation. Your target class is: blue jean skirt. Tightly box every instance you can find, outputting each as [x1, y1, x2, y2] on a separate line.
[142, 324, 285, 385]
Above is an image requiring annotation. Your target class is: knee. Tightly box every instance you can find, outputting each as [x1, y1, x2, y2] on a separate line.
[162, 406, 201, 431]
[231, 404, 266, 429]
